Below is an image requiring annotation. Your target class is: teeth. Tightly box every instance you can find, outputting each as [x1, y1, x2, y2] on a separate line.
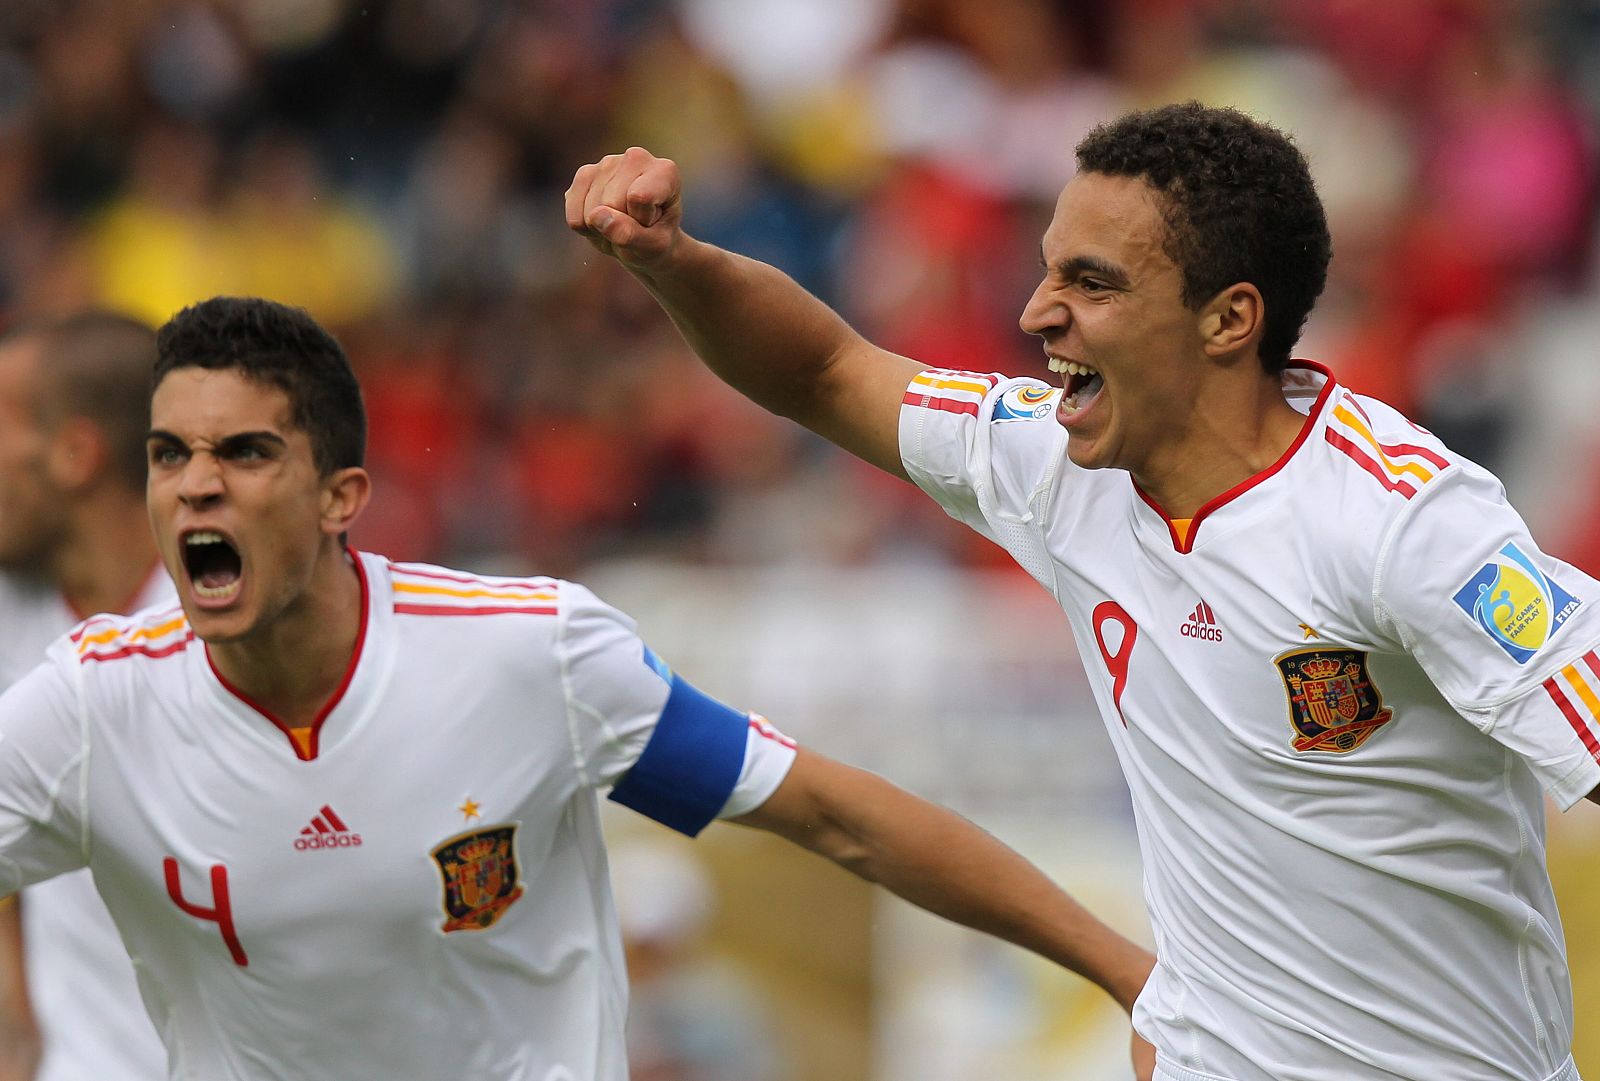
[194, 581, 242, 600]
[1045, 357, 1098, 377]
[186, 531, 224, 546]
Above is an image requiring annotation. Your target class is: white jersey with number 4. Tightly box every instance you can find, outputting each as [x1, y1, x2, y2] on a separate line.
[0, 568, 172, 1081]
[0, 552, 795, 1081]
[900, 363, 1596, 1081]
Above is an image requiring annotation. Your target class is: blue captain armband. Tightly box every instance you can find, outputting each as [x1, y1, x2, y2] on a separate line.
[607, 672, 748, 837]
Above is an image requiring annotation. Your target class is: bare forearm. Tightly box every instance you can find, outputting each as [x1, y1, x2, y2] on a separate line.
[630, 237, 861, 426]
[0, 899, 39, 1077]
[830, 781, 1149, 1011]
[740, 754, 1154, 1012]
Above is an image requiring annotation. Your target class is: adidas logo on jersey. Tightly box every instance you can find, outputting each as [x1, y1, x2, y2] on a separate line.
[1180, 601, 1224, 642]
[294, 805, 362, 851]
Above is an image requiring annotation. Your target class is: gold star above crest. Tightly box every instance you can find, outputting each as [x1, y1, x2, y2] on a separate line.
[458, 798, 482, 822]
[1298, 623, 1320, 640]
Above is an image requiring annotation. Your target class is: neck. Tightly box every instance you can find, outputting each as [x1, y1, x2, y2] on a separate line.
[53, 490, 162, 617]
[1133, 368, 1306, 519]
[208, 546, 365, 730]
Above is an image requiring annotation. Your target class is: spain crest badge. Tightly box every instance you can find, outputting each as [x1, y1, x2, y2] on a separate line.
[1275, 648, 1394, 753]
[430, 823, 526, 933]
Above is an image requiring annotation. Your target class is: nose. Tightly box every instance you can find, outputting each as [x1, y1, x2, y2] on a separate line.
[1019, 277, 1060, 338]
[176, 451, 224, 510]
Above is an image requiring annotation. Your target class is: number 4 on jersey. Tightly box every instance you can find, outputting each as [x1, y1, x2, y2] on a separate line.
[164, 858, 249, 967]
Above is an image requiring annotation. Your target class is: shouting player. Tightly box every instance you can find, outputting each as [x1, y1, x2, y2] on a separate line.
[568, 103, 1599, 1080]
[0, 313, 170, 1081]
[0, 296, 1155, 1080]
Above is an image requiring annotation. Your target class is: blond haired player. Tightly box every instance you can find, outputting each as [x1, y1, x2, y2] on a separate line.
[0, 296, 1154, 1080]
[0, 313, 170, 1081]
[568, 103, 1599, 1080]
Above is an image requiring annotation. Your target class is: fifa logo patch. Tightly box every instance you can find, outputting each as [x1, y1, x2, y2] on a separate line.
[991, 384, 1058, 423]
[1452, 542, 1581, 665]
[431, 823, 525, 933]
[1275, 648, 1394, 753]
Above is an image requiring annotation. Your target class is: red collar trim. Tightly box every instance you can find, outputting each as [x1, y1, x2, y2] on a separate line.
[1133, 361, 1336, 554]
[206, 550, 372, 762]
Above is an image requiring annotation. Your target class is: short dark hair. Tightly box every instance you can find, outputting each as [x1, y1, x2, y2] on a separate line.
[154, 297, 365, 474]
[7, 311, 157, 492]
[1075, 102, 1331, 372]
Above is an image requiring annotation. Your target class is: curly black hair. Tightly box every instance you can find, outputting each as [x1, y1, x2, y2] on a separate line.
[154, 297, 365, 473]
[1075, 102, 1331, 372]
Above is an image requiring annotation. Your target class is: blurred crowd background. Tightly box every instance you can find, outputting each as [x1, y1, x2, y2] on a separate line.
[1, 1, 1597, 1077]
[1, 0, 1597, 576]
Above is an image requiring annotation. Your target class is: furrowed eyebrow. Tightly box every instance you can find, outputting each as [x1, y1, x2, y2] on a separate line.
[143, 430, 289, 451]
[216, 431, 288, 453]
[1054, 255, 1128, 286]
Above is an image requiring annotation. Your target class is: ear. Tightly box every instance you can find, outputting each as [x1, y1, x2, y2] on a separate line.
[44, 417, 109, 492]
[1199, 283, 1264, 360]
[319, 467, 372, 537]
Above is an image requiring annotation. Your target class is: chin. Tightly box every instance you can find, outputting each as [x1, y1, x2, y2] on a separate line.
[182, 604, 252, 644]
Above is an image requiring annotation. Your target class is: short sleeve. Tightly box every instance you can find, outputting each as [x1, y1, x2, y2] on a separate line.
[558, 584, 796, 835]
[1376, 466, 1600, 807]
[898, 369, 1071, 584]
[0, 649, 91, 892]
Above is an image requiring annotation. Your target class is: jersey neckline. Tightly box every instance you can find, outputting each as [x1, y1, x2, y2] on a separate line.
[1132, 360, 1337, 554]
[202, 548, 373, 762]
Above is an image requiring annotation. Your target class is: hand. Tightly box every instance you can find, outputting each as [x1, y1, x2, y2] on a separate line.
[564, 147, 684, 269]
[1131, 1030, 1156, 1081]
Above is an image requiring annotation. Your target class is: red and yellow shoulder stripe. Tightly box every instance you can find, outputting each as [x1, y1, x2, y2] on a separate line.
[1545, 650, 1600, 766]
[389, 562, 560, 617]
[902, 369, 1001, 418]
[1324, 394, 1451, 499]
[71, 606, 193, 664]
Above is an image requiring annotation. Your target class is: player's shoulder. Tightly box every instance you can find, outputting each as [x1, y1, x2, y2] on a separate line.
[904, 368, 1062, 428]
[903, 368, 1008, 419]
[380, 557, 644, 675]
[1316, 381, 1463, 508]
[383, 558, 567, 621]
[67, 602, 193, 668]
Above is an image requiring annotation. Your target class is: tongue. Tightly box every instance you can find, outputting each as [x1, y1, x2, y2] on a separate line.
[199, 567, 239, 590]
[1080, 372, 1105, 401]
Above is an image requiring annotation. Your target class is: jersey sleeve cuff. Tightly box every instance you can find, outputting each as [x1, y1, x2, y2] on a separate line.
[718, 717, 797, 819]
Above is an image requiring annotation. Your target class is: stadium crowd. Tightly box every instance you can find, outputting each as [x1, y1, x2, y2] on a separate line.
[0, 0, 1595, 574]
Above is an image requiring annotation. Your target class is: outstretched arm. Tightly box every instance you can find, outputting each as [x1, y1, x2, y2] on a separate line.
[566, 148, 923, 479]
[732, 747, 1155, 1017]
[0, 900, 39, 1081]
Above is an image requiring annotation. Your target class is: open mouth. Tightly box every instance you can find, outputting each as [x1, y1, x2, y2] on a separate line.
[1046, 357, 1104, 413]
[182, 530, 243, 600]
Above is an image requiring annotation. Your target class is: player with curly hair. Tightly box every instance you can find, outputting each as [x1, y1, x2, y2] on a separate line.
[570, 102, 1597, 1081]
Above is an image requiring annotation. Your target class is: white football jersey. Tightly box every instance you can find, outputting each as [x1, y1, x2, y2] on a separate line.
[0, 567, 172, 1081]
[0, 552, 795, 1081]
[899, 364, 1597, 1081]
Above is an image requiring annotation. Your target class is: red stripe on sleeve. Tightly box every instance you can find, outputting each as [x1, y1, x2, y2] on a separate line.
[901, 393, 980, 417]
[389, 563, 558, 590]
[1545, 677, 1600, 763]
[80, 632, 196, 665]
[1324, 430, 1417, 499]
[1582, 651, 1600, 684]
[1339, 396, 1450, 469]
[393, 604, 559, 617]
